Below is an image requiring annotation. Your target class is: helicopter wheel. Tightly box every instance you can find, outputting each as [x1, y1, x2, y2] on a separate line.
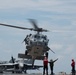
[45, 52, 48, 58]
[25, 50, 28, 55]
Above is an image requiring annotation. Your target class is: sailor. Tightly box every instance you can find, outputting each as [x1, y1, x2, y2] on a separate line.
[22, 35, 28, 45]
[71, 59, 75, 75]
[48, 58, 58, 75]
[43, 56, 48, 75]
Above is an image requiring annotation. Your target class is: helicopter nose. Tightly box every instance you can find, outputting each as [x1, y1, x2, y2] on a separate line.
[31, 46, 44, 55]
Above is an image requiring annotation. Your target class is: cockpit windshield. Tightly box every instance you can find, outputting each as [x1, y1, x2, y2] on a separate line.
[24, 34, 49, 46]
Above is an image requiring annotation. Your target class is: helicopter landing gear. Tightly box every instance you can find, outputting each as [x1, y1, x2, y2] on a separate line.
[45, 52, 48, 58]
[25, 50, 28, 55]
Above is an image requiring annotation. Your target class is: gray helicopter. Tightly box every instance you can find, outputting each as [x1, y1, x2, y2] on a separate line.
[0, 19, 55, 66]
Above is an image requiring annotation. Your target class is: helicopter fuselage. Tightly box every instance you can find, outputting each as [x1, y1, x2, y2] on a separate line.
[0, 19, 50, 66]
[24, 33, 50, 59]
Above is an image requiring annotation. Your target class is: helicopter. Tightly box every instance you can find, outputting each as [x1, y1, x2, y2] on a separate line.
[0, 19, 55, 66]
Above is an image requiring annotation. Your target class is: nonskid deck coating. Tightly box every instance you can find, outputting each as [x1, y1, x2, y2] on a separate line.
[0, 74, 43, 75]
[0, 73, 43, 75]
[0, 73, 71, 75]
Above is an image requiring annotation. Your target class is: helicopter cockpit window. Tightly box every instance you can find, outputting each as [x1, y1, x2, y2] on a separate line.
[34, 35, 37, 38]
[29, 34, 32, 37]
[37, 35, 40, 39]
[34, 35, 40, 39]
[24, 33, 49, 46]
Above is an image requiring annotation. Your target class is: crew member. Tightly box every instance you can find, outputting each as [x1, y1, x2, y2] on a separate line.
[43, 56, 48, 75]
[48, 58, 58, 75]
[71, 59, 75, 75]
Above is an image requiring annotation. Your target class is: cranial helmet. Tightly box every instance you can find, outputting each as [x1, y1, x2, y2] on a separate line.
[72, 59, 74, 61]
[50, 59, 53, 62]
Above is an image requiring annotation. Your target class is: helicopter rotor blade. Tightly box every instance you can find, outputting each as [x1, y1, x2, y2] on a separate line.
[0, 23, 34, 30]
[28, 19, 39, 29]
[50, 48, 55, 54]
[51, 29, 76, 33]
[28, 19, 49, 32]
[42, 29, 49, 32]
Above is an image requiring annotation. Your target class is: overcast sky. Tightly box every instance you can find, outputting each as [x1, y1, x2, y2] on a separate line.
[0, 0, 76, 74]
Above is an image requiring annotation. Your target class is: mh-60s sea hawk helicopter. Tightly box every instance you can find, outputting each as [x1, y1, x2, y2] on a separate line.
[0, 19, 55, 66]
